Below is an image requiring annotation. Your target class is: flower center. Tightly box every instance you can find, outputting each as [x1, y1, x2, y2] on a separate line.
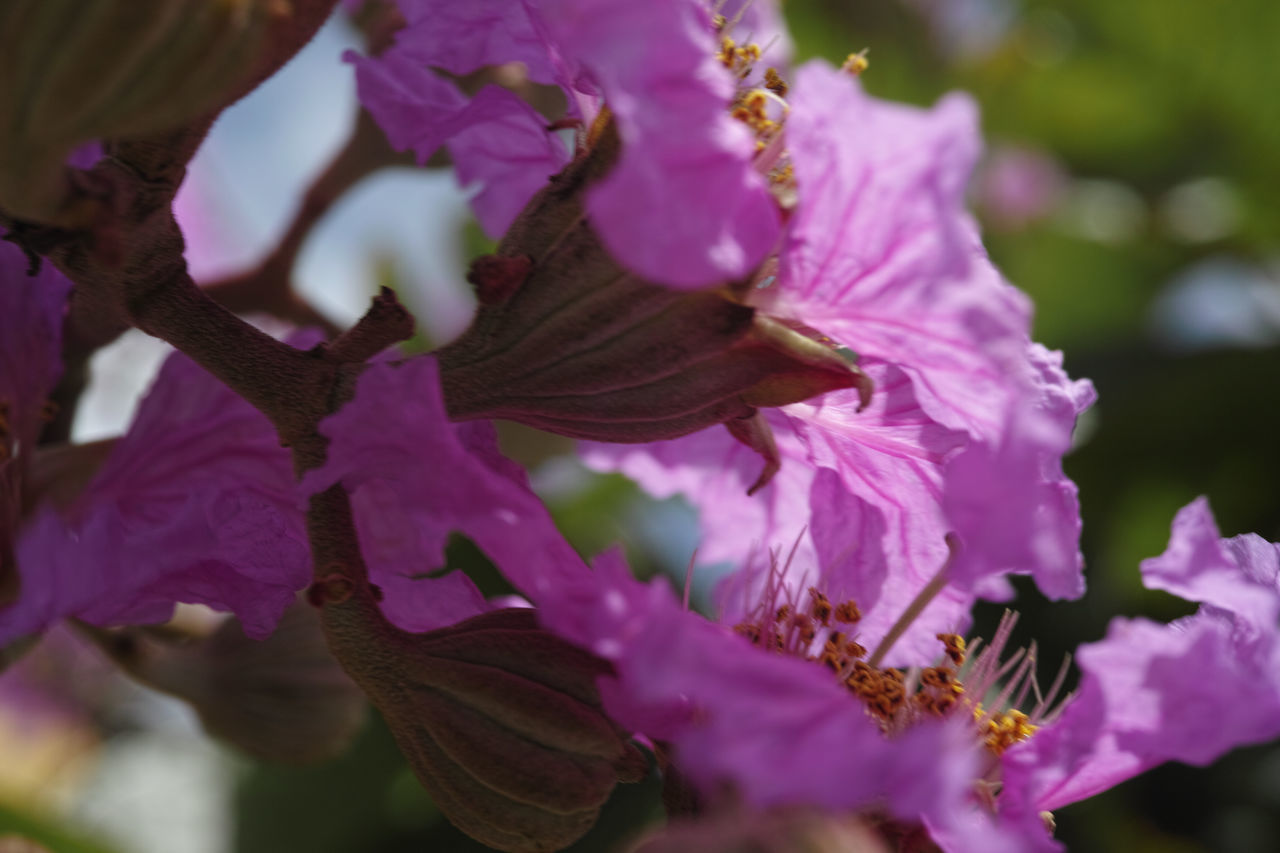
[732, 585, 1065, 758]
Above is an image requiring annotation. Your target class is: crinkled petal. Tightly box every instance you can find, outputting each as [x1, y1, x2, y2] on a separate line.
[1003, 501, 1280, 819]
[391, 0, 561, 85]
[6, 344, 311, 642]
[775, 61, 1030, 441]
[300, 356, 590, 632]
[0, 239, 71, 455]
[582, 408, 814, 570]
[539, 0, 780, 288]
[538, 548, 983, 834]
[349, 50, 569, 236]
[1004, 612, 1280, 816]
[790, 367, 973, 660]
[1140, 496, 1280, 630]
[587, 364, 973, 662]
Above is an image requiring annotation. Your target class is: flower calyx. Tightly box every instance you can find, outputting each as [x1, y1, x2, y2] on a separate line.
[0, 0, 272, 222]
[438, 123, 868, 493]
[320, 590, 648, 853]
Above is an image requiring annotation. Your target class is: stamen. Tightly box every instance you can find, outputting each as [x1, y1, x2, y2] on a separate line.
[867, 534, 959, 667]
[682, 548, 698, 611]
[763, 67, 787, 97]
[842, 48, 870, 76]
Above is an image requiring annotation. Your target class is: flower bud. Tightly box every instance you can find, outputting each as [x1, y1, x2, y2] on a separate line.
[320, 594, 647, 853]
[83, 602, 367, 764]
[437, 123, 868, 490]
[0, 0, 271, 221]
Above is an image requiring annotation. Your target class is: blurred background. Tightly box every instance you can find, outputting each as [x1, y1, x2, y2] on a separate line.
[3, 1, 1280, 851]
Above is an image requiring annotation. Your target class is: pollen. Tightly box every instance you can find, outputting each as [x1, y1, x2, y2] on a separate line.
[937, 633, 966, 666]
[763, 67, 788, 97]
[842, 49, 870, 76]
[717, 36, 764, 79]
[808, 588, 832, 625]
[982, 709, 1039, 755]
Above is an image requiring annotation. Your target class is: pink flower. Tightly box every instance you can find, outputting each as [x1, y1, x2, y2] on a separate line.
[350, 0, 781, 287]
[999, 497, 1280, 843]
[1, 238, 71, 604]
[5, 339, 312, 643]
[535, 495, 1280, 851]
[0, 238, 70, 479]
[587, 62, 1094, 658]
[299, 355, 594, 632]
[535, 539, 1042, 852]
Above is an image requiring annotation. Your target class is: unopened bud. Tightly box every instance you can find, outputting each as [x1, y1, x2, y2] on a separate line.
[321, 593, 647, 853]
[83, 602, 366, 764]
[438, 124, 867, 491]
[629, 807, 889, 853]
[0, 0, 271, 221]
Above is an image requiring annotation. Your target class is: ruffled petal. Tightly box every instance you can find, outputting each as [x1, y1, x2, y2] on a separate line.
[300, 356, 590, 632]
[0, 239, 71, 456]
[775, 61, 1031, 442]
[538, 0, 780, 287]
[349, 50, 569, 236]
[1002, 499, 1280, 819]
[1140, 496, 1280, 630]
[587, 364, 973, 663]
[391, 0, 561, 85]
[944, 346, 1094, 600]
[6, 344, 311, 642]
[537, 550, 984, 832]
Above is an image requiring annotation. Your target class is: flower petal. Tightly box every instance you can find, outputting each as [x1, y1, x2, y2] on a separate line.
[349, 49, 569, 236]
[775, 61, 1030, 442]
[300, 356, 590, 632]
[7, 344, 311, 642]
[1140, 496, 1280, 630]
[535, 0, 781, 287]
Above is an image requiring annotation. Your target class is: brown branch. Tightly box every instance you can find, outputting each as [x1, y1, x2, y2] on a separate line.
[22, 0, 343, 442]
[15, 0, 408, 592]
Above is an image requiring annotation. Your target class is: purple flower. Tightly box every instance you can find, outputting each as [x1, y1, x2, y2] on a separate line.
[1, 238, 72, 607]
[5, 340, 311, 643]
[535, 537, 1041, 852]
[535, 495, 1280, 851]
[350, 0, 781, 287]
[586, 62, 1093, 657]
[999, 497, 1280, 842]
[943, 344, 1097, 600]
[299, 355, 594, 632]
[0, 238, 70, 486]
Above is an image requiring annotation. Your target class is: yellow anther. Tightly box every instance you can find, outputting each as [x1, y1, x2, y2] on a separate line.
[937, 633, 967, 666]
[808, 588, 832, 625]
[764, 67, 788, 97]
[834, 600, 862, 624]
[717, 36, 737, 68]
[983, 710, 1039, 755]
[842, 49, 869, 76]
